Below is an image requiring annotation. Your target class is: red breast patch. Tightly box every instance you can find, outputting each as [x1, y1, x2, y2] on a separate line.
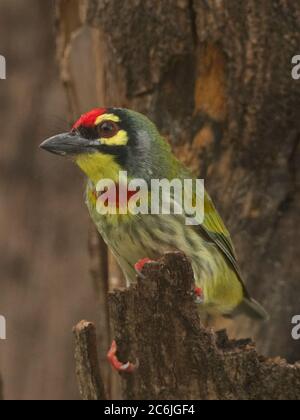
[72, 108, 107, 130]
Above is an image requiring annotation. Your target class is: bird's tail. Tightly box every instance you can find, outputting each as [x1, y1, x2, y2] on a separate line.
[231, 298, 269, 321]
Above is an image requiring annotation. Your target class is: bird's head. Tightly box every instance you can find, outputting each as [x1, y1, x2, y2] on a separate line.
[40, 107, 178, 185]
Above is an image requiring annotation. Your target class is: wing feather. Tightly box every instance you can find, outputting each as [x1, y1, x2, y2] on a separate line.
[196, 191, 249, 298]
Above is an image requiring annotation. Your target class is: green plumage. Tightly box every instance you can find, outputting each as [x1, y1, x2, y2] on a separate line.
[40, 107, 267, 320]
[85, 109, 267, 320]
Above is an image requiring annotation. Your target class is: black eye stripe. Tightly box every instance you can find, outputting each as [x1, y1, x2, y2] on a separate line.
[76, 126, 99, 139]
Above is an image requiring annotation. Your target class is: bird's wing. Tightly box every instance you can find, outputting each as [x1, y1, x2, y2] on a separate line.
[195, 191, 249, 297]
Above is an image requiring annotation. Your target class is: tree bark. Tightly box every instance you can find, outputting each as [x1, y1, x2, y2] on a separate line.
[55, 0, 300, 376]
[110, 252, 300, 400]
[73, 320, 107, 400]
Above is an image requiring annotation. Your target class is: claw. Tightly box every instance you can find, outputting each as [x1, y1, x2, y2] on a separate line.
[107, 340, 138, 373]
[134, 258, 155, 274]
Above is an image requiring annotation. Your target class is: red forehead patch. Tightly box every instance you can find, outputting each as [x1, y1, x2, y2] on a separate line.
[72, 108, 107, 130]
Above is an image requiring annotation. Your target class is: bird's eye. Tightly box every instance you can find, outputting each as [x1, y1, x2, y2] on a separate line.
[98, 121, 119, 138]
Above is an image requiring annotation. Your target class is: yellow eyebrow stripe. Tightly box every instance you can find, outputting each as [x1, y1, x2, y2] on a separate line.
[95, 113, 120, 125]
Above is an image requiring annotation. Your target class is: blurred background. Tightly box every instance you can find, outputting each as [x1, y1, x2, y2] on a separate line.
[0, 0, 99, 399]
[0, 0, 299, 400]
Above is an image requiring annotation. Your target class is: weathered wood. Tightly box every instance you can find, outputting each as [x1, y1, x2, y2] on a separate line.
[108, 252, 300, 400]
[73, 320, 107, 400]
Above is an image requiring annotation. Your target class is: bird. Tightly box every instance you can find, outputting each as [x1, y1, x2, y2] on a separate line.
[40, 107, 268, 372]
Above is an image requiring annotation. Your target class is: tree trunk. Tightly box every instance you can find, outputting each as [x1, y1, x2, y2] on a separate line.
[55, 0, 300, 393]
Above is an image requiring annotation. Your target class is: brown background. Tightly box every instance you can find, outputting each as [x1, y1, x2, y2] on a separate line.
[0, 0, 99, 400]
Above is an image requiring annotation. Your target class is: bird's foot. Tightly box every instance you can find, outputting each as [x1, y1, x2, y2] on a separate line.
[107, 340, 138, 373]
[194, 286, 204, 304]
[134, 257, 158, 277]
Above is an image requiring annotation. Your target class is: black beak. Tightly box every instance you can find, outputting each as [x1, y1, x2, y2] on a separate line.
[40, 133, 100, 156]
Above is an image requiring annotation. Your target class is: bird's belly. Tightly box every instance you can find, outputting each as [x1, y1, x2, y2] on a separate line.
[93, 213, 177, 283]
[90, 209, 211, 279]
[89, 208, 243, 313]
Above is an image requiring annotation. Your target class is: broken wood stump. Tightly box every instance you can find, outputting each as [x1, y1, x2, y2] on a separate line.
[75, 252, 300, 400]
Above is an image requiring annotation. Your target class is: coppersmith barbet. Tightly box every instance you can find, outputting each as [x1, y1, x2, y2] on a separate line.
[40, 107, 268, 371]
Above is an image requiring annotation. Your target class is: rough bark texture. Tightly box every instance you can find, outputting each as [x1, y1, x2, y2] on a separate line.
[55, 0, 300, 367]
[73, 320, 107, 400]
[109, 252, 300, 400]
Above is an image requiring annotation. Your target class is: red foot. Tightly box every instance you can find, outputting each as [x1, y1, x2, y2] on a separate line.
[194, 286, 204, 303]
[107, 340, 138, 373]
[134, 258, 154, 273]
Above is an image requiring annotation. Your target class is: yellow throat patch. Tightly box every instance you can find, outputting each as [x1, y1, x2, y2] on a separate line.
[75, 153, 122, 185]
